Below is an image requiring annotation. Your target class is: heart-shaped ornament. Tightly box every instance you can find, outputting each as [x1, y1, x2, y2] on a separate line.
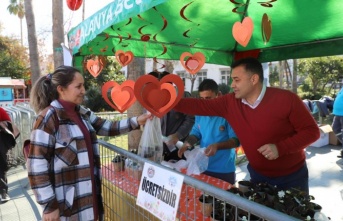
[86, 59, 103, 78]
[180, 52, 206, 75]
[134, 74, 184, 118]
[232, 16, 254, 47]
[101, 80, 136, 113]
[115, 50, 134, 67]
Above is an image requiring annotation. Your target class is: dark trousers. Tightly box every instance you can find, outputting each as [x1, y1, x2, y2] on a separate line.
[332, 115, 343, 147]
[247, 162, 309, 194]
[203, 171, 236, 185]
[0, 150, 8, 193]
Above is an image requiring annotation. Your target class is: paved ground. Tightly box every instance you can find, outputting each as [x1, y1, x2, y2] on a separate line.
[1, 145, 342, 221]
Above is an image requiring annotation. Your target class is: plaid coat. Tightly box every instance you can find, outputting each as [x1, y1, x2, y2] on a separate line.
[27, 100, 139, 221]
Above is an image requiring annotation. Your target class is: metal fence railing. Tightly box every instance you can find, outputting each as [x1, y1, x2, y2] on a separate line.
[3, 102, 36, 165]
[99, 140, 298, 221]
[3, 104, 299, 220]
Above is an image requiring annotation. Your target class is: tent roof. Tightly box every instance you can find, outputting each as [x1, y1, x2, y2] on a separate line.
[67, 0, 343, 66]
[0, 79, 26, 89]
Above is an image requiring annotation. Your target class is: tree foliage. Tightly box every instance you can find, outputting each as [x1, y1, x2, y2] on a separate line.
[82, 56, 126, 90]
[298, 56, 343, 98]
[0, 35, 28, 79]
[82, 56, 127, 111]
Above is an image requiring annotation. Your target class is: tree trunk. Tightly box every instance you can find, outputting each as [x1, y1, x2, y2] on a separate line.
[24, 0, 41, 85]
[20, 18, 23, 46]
[284, 60, 291, 89]
[278, 61, 284, 89]
[127, 58, 145, 151]
[52, 0, 64, 68]
[190, 78, 195, 93]
[292, 59, 298, 93]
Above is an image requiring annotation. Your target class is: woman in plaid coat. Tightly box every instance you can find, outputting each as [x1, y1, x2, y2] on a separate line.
[27, 66, 150, 221]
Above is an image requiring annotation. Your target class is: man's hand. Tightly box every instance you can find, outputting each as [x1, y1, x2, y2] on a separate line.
[42, 208, 60, 221]
[137, 113, 152, 125]
[204, 144, 218, 156]
[167, 133, 179, 146]
[178, 142, 192, 158]
[257, 144, 279, 160]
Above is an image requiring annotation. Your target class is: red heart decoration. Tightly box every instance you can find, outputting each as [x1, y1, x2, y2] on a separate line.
[115, 50, 134, 67]
[232, 16, 254, 47]
[180, 52, 206, 75]
[186, 58, 199, 70]
[134, 74, 184, 118]
[101, 80, 136, 113]
[111, 88, 130, 110]
[86, 59, 103, 78]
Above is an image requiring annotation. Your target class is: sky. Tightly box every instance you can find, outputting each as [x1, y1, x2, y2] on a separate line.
[0, 0, 114, 53]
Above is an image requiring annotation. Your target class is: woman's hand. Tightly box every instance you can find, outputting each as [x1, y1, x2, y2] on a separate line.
[137, 113, 152, 125]
[42, 208, 60, 221]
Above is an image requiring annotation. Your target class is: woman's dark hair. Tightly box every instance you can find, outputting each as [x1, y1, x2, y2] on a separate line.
[231, 57, 264, 83]
[30, 66, 81, 113]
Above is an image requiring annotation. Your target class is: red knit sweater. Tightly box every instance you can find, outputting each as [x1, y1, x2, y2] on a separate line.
[174, 87, 320, 177]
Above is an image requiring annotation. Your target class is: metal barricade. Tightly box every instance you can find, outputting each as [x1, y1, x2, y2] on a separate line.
[99, 140, 298, 221]
[3, 105, 28, 165]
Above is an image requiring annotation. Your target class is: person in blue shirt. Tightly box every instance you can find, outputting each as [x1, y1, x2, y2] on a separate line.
[177, 79, 239, 184]
[332, 87, 343, 158]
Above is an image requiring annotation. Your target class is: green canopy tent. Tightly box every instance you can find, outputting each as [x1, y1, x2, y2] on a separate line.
[67, 0, 343, 67]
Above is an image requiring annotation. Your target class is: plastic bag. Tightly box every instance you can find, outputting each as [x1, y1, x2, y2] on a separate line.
[185, 147, 209, 175]
[137, 116, 163, 163]
[161, 147, 209, 175]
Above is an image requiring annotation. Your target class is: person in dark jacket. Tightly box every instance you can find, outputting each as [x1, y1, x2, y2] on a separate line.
[0, 107, 12, 203]
[149, 71, 195, 161]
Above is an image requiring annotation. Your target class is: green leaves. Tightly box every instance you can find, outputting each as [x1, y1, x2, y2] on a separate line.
[0, 35, 28, 79]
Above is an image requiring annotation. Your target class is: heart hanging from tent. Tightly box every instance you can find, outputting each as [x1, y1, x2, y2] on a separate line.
[134, 74, 184, 118]
[262, 13, 272, 44]
[66, 0, 83, 11]
[115, 50, 134, 67]
[232, 16, 254, 47]
[179, 52, 206, 75]
[101, 80, 136, 113]
[86, 58, 103, 78]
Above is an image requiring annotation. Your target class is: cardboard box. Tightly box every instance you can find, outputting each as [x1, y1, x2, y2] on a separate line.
[329, 131, 341, 146]
[309, 124, 331, 147]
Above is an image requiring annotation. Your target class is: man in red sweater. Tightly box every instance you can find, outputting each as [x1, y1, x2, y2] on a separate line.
[174, 57, 320, 194]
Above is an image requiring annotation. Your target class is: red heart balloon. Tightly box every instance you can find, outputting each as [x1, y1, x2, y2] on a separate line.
[101, 80, 136, 113]
[134, 74, 184, 118]
[66, 0, 83, 11]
